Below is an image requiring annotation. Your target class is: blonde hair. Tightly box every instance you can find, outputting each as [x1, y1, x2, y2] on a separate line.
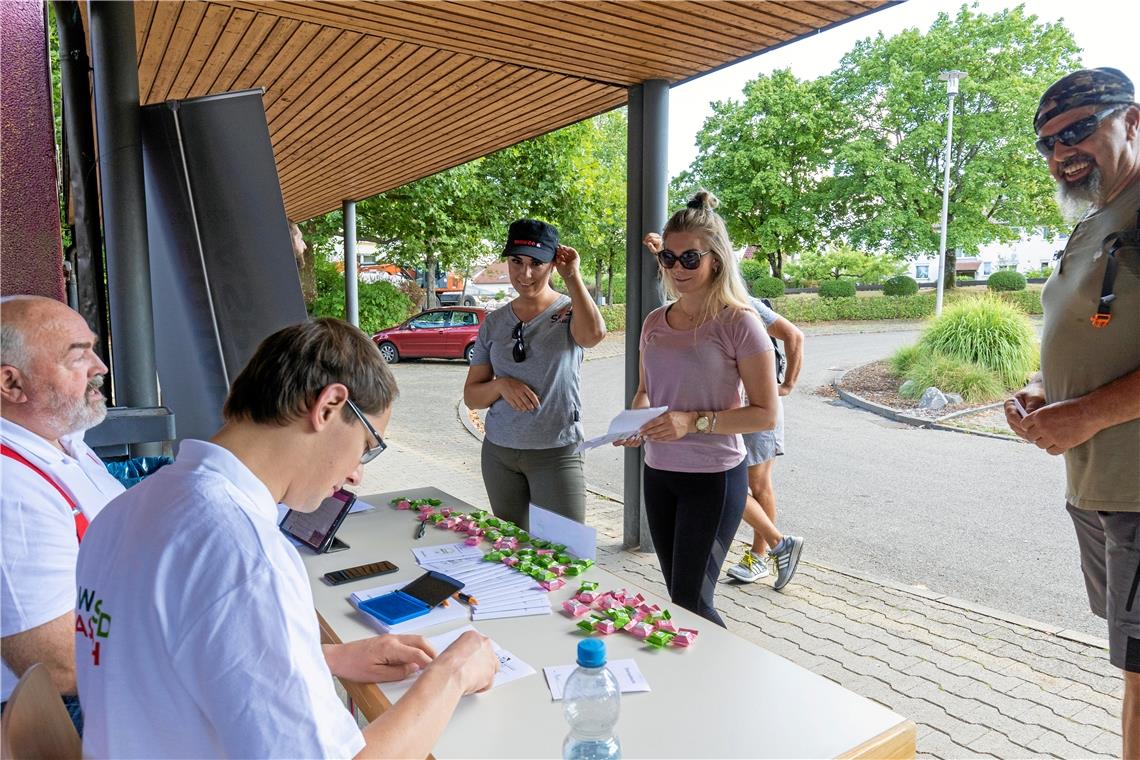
[659, 191, 753, 324]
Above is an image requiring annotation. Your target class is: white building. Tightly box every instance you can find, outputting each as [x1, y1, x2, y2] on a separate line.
[907, 229, 1067, 282]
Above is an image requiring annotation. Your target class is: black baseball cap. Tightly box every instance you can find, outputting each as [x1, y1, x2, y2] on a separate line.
[1035, 67, 1135, 132]
[502, 219, 558, 262]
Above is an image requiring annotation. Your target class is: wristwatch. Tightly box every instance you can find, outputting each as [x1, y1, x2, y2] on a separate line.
[695, 413, 711, 433]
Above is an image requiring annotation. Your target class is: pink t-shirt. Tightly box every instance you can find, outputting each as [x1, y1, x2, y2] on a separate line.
[639, 304, 772, 473]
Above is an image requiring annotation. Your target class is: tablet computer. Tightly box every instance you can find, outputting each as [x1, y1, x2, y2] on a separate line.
[280, 488, 356, 553]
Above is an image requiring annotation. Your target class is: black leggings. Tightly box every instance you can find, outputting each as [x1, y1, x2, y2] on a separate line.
[642, 461, 748, 627]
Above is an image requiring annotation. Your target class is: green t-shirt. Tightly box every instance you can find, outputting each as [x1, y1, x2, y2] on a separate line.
[1040, 180, 1140, 511]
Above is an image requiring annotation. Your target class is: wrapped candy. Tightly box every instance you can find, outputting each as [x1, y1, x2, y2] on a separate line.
[539, 578, 566, 591]
[562, 599, 592, 617]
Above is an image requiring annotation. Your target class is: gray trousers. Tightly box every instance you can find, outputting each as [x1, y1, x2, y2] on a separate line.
[480, 439, 586, 530]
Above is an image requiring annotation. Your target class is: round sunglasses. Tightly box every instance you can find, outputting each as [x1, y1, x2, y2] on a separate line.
[1036, 106, 1124, 158]
[657, 248, 711, 270]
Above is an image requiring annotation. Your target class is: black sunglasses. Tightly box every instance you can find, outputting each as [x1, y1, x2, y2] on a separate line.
[657, 248, 711, 270]
[346, 398, 387, 464]
[512, 320, 527, 362]
[1036, 106, 1123, 157]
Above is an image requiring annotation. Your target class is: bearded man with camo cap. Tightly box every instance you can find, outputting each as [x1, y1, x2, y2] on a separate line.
[1006, 67, 1140, 757]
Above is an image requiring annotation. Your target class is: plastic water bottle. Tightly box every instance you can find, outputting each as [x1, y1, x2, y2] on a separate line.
[562, 639, 621, 759]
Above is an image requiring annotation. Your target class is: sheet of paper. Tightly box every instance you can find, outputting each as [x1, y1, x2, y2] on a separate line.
[575, 406, 668, 452]
[381, 625, 535, 701]
[472, 606, 552, 621]
[411, 541, 486, 565]
[542, 659, 651, 700]
[529, 504, 597, 561]
[349, 582, 467, 634]
[348, 498, 376, 514]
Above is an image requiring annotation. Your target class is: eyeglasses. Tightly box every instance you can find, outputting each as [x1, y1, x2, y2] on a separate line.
[345, 397, 387, 464]
[512, 321, 527, 362]
[1036, 106, 1123, 157]
[657, 249, 711, 270]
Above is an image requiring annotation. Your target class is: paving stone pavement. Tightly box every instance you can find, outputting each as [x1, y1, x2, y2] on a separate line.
[364, 417, 1122, 760]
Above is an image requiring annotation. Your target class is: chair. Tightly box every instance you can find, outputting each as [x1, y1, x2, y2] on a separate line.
[0, 664, 81, 759]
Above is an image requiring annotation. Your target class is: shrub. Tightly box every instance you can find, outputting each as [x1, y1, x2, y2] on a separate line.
[987, 270, 1027, 292]
[599, 304, 625, 332]
[739, 259, 769, 282]
[992, 289, 1042, 315]
[310, 278, 412, 335]
[883, 275, 919, 297]
[1024, 266, 1053, 279]
[818, 279, 856, 299]
[771, 293, 934, 322]
[890, 344, 924, 376]
[749, 275, 785, 299]
[918, 296, 1038, 388]
[898, 352, 1005, 403]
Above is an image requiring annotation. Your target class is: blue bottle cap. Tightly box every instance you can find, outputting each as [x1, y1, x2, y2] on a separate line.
[576, 638, 606, 668]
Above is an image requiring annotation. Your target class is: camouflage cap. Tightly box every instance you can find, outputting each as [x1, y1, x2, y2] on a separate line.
[1035, 67, 1135, 133]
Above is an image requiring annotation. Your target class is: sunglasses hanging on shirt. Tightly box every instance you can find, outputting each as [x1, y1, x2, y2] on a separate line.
[657, 248, 711, 270]
[512, 320, 527, 362]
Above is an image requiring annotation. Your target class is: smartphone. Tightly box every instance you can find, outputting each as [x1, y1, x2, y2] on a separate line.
[323, 560, 399, 586]
[1012, 397, 1028, 418]
[400, 570, 465, 607]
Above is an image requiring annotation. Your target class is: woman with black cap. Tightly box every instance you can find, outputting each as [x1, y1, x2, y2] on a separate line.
[463, 219, 606, 529]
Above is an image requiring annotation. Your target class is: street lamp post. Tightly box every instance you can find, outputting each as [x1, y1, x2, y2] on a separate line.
[935, 70, 967, 316]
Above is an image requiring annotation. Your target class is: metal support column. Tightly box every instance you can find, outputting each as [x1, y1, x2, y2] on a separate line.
[343, 199, 359, 326]
[54, 0, 110, 371]
[622, 80, 668, 552]
[88, 0, 160, 456]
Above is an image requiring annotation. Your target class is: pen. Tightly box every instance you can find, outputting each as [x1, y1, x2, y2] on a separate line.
[453, 592, 477, 606]
[414, 520, 427, 540]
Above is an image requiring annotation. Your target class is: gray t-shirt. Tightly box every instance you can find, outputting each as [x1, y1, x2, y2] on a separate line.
[470, 295, 584, 449]
[749, 297, 779, 327]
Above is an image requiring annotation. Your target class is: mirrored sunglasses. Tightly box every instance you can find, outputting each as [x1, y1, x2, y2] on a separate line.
[657, 249, 710, 270]
[512, 320, 527, 362]
[1036, 106, 1123, 157]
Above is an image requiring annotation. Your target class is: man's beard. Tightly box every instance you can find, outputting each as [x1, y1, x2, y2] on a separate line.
[1054, 159, 1103, 223]
[47, 375, 108, 434]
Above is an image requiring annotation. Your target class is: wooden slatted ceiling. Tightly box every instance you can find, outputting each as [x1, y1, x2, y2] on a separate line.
[118, 0, 891, 221]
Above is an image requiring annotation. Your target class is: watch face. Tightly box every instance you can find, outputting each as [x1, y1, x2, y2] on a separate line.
[696, 415, 709, 431]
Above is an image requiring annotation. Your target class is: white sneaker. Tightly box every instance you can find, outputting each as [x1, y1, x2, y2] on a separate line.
[727, 550, 770, 583]
[770, 536, 804, 591]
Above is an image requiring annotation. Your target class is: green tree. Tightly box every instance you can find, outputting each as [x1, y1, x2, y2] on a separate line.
[672, 69, 832, 278]
[827, 4, 1081, 284]
[784, 245, 904, 285]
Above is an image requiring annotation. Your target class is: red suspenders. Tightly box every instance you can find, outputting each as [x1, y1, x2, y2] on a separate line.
[1, 443, 89, 541]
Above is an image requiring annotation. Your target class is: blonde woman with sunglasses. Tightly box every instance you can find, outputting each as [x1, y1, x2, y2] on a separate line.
[617, 191, 779, 626]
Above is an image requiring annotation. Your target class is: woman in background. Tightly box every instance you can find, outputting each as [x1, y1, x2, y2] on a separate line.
[464, 219, 606, 529]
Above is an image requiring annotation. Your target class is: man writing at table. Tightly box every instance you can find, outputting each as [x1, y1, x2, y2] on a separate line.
[75, 317, 498, 758]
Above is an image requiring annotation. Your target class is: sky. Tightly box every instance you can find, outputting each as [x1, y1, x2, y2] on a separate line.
[668, 0, 1140, 178]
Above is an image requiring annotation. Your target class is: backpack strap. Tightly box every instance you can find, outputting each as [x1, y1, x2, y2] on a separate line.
[1, 443, 88, 541]
[1091, 207, 1140, 328]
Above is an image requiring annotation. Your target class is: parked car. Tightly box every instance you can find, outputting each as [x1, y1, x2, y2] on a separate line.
[371, 307, 486, 364]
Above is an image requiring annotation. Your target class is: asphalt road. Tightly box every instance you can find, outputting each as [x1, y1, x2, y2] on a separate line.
[387, 326, 1102, 638]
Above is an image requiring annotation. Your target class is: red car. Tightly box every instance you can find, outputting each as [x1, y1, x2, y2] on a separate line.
[371, 307, 486, 364]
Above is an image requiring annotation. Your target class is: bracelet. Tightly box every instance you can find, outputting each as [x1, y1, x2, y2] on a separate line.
[710, 412, 718, 434]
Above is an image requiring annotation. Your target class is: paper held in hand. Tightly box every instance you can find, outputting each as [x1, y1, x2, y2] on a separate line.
[575, 406, 669, 453]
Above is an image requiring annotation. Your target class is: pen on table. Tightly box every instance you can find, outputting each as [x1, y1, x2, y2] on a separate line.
[414, 520, 427, 540]
[453, 591, 477, 606]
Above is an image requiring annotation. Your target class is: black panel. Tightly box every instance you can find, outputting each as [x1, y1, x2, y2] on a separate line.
[140, 90, 306, 446]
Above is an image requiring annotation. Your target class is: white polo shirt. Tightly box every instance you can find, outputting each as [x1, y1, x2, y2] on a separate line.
[0, 417, 124, 701]
[75, 440, 365, 759]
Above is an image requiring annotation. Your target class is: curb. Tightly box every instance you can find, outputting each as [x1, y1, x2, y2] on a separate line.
[833, 369, 1024, 443]
[806, 557, 1108, 650]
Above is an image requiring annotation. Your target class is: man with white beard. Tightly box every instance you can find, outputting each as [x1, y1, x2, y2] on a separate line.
[0, 295, 124, 732]
[1006, 68, 1140, 758]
